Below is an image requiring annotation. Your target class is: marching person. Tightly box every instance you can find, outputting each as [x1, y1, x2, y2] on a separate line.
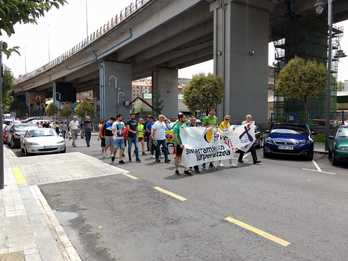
[126, 113, 141, 163]
[137, 118, 146, 156]
[173, 113, 192, 176]
[111, 114, 126, 164]
[69, 116, 80, 147]
[238, 114, 261, 165]
[145, 115, 154, 153]
[104, 117, 115, 158]
[202, 108, 218, 169]
[152, 114, 170, 163]
[187, 116, 200, 174]
[218, 115, 233, 167]
[84, 116, 92, 147]
[98, 119, 106, 157]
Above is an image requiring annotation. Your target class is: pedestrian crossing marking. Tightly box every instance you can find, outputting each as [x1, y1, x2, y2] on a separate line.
[224, 216, 290, 247]
[154, 186, 187, 202]
[12, 167, 26, 186]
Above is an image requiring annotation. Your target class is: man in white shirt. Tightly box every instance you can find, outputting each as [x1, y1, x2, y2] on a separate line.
[69, 116, 80, 147]
[111, 114, 126, 164]
[151, 114, 170, 163]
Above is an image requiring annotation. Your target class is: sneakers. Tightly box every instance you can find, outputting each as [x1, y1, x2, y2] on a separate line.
[254, 160, 262, 164]
[136, 159, 141, 163]
[194, 166, 200, 174]
[175, 170, 180, 175]
[111, 156, 115, 162]
[119, 160, 125, 164]
[165, 160, 171, 163]
[184, 170, 193, 176]
[238, 160, 244, 163]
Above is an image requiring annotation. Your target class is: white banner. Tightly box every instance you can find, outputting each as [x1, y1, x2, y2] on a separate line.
[181, 125, 255, 168]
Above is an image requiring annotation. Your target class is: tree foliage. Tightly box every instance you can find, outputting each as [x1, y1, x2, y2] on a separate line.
[2, 68, 14, 112]
[45, 102, 58, 116]
[0, 0, 66, 56]
[76, 100, 95, 119]
[59, 104, 72, 118]
[276, 57, 326, 119]
[183, 73, 224, 113]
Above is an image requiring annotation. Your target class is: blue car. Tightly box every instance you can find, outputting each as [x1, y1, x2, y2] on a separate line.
[263, 123, 314, 160]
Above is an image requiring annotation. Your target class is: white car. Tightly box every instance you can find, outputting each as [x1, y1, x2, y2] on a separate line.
[21, 128, 66, 156]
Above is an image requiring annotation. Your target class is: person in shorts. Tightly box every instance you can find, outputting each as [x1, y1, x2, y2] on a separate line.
[104, 117, 115, 157]
[98, 119, 106, 157]
[111, 114, 126, 164]
[173, 113, 192, 176]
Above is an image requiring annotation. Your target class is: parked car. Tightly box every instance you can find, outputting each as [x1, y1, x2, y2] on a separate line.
[8, 123, 37, 148]
[328, 125, 348, 165]
[263, 123, 314, 160]
[21, 128, 66, 156]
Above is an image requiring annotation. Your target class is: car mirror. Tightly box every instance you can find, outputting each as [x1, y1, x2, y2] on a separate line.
[311, 131, 317, 136]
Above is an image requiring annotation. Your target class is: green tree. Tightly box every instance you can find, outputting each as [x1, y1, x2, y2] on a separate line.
[276, 57, 326, 120]
[336, 81, 344, 91]
[183, 73, 224, 113]
[0, 0, 66, 56]
[3, 68, 14, 112]
[45, 103, 58, 116]
[76, 100, 95, 119]
[59, 104, 72, 118]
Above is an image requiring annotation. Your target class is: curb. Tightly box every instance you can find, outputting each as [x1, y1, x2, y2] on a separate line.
[314, 150, 328, 155]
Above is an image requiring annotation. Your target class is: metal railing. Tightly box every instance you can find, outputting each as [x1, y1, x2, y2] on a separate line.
[16, 0, 151, 84]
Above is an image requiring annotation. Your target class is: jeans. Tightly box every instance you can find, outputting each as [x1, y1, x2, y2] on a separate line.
[155, 139, 169, 162]
[85, 129, 92, 146]
[128, 136, 140, 161]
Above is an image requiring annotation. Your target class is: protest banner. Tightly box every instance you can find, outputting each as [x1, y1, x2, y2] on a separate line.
[180, 124, 256, 167]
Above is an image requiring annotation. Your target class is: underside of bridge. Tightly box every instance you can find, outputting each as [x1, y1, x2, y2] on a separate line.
[14, 0, 348, 123]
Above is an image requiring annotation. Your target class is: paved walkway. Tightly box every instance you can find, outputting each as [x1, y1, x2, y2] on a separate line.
[0, 147, 128, 261]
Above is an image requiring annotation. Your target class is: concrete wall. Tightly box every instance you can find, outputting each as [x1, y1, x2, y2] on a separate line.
[99, 62, 132, 119]
[152, 68, 178, 119]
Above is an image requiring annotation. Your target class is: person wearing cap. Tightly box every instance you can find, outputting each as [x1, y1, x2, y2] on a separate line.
[218, 115, 232, 167]
[151, 114, 170, 163]
[126, 113, 141, 163]
[173, 113, 192, 175]
[69, 116, 80, 147]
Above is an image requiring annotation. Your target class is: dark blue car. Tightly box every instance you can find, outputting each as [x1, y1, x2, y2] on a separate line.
[263, 123, 314, 160]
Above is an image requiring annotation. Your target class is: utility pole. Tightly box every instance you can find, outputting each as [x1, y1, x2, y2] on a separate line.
[0, 42, 4, 190]
[325, 0, 333, 151]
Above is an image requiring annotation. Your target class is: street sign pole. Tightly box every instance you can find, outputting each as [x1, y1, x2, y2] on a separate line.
[0, 41, 4, 190]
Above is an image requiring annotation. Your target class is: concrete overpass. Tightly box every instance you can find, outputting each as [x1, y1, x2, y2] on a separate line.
[14, 0, 348, 123]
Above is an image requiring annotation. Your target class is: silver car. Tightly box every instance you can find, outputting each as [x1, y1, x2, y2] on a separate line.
[21, 128, 66, 156]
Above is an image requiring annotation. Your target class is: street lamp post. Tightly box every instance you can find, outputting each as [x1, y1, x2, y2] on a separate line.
[0, 42, 4, 190]
[325, 0, 334, 151]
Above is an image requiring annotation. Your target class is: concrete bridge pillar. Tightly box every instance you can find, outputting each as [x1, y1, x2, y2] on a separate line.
[211, 0, 273, 125]
[52, 82, 57, 105]
[152, 68, 178, 119]
[99, 61, 132, 120]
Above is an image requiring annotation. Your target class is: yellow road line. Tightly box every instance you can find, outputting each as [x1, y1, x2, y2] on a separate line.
[120, 172, 139, 180]
[224, 216, 290, 247]
[12, 167, 26, 186]
[154, 186, 187, 202]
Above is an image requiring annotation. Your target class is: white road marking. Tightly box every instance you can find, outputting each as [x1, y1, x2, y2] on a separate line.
[312, 160, 322, 172]
[302, 168, 336, 175]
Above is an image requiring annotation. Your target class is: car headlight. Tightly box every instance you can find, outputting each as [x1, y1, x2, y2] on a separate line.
[265, 137, 274, 144]
[298, 140, 306, 145]
[57, 140, 65, 144]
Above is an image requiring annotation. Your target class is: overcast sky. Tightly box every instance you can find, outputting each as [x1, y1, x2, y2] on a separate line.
[2, 0, 348, 81]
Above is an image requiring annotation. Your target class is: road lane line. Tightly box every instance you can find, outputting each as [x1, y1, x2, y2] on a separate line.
[312, 160, 322, 172]
[302, 168, 336, 175]
[120, 172, 139, 180]
[224, 216, 290, 247]
[154, 186, 187, 202]
[12, 167, 26, 185]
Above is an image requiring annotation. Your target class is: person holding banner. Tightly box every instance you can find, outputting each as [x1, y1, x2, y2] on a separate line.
[173, 113, 192, 176]
[238, 114, 261, 165]
[152, 114, 170, 164]
[202, 108, 218, 169]
[218, 115, 232, 167]
[187, 116, 201, 174]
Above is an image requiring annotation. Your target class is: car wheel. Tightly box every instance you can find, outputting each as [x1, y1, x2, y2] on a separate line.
[263, 151, 270, 158]
[306, 151, 314, 161]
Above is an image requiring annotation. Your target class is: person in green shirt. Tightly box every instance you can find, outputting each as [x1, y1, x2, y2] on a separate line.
[202, 108, 218, 169]
[137, 118, 146, 155]
[173, 113, 192, 176]
[202, 108, 218, 127]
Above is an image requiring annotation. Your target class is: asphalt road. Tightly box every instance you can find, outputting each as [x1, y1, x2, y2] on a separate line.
[12, 136, 348, 260]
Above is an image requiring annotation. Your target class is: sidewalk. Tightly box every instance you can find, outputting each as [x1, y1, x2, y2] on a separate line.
[0, 147, 127, 261]
[314, 143, 326, 154]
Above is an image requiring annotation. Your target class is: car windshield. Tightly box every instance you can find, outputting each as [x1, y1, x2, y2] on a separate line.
[336, 128, 348, 138]
[29, 129, 56, 137]
[271, 128, 305, 135]
[15, 124, 36, 131]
